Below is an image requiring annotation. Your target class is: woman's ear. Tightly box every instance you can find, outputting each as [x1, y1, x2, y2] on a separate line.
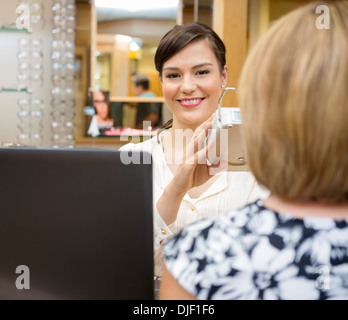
[221, 65, 228, 87]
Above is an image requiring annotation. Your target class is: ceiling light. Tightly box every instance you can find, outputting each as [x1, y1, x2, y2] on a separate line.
[129, 41, 140, 52]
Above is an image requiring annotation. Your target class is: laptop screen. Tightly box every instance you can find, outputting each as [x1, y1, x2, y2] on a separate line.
[0, 147, 153, 299]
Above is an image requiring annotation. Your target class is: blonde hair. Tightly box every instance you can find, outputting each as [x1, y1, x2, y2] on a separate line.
[239, 1, 348, 203]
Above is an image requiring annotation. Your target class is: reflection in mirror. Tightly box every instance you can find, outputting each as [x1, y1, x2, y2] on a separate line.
[95, 0, 179, 96]
[87, 0, 180, 135]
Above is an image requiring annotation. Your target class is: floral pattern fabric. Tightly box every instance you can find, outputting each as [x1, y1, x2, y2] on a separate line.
[163, 200, 348, 300]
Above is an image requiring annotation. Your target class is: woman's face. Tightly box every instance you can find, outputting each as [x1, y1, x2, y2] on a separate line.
[160, 39, 227, 130]
[93, 91, 109, 120]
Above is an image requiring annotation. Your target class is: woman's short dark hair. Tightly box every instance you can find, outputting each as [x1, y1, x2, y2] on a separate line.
[155, 22, 226, 78]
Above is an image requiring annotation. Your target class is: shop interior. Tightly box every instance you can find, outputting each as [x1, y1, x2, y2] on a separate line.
[1, 0, 334, 301]
[0, 0, 312, 150]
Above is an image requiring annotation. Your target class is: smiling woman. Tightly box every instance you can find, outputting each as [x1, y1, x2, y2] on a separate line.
[155, 22, 227, 132]
[160, 39, 227, 130]
[120, 22, 269, 277]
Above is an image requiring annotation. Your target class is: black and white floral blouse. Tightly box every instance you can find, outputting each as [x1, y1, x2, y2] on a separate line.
[163, 199, 348, 300]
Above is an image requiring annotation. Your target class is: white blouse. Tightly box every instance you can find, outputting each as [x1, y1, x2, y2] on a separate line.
[120, 133, 269, 275]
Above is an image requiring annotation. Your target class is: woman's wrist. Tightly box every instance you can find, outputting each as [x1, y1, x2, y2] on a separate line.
[157, 180, 186, 226]
[168, 174, 189, 198]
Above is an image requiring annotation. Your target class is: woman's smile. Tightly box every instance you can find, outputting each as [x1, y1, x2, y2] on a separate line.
[177, 98, 205, 107]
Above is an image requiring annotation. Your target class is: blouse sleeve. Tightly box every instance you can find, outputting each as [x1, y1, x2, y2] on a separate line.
[152, 181, 176, 250]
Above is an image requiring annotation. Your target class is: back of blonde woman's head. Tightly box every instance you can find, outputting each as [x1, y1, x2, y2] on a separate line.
[239, 1, 348, 203]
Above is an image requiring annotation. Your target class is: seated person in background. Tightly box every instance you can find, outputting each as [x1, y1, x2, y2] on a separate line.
[111, 101, 123, 128]
[87, 90, 114, 136]
[131, 73, 162, 130]
[160, 1, 348, 300]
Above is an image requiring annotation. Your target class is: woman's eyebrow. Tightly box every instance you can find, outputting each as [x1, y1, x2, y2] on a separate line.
[163, 62, 213, 72]
[162, 66, 179, 71]
[192, 62, 213, 69]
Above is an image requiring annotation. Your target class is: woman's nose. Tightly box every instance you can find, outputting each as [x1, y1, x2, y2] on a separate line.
[180, 76, 196, 93]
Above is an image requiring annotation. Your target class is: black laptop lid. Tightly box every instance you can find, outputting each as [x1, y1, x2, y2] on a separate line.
[0, 147, 153, 300]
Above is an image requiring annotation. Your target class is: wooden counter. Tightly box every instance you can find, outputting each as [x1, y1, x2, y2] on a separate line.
[74, 136, 151, 150]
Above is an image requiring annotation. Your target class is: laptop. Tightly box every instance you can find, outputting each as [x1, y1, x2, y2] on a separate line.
[0, 147, 153, 300]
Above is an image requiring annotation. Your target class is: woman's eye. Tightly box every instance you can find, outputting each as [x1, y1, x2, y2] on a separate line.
[166, 73, 180, 79]
[196, 69, 210, 76]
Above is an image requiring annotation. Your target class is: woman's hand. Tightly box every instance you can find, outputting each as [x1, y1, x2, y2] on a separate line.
[156, 114, 227, 226]
[171, 114, 216, 195]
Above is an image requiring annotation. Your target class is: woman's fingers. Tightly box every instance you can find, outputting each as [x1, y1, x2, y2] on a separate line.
[187, 124, 212, 165]
[182, 116, 213, 165]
